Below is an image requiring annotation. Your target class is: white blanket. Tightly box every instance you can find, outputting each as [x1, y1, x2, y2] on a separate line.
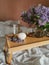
[11, 44, 49, 65]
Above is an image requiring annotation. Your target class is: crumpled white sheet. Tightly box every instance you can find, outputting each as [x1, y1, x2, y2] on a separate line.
[0, 50, 7, 65]
[11, 44, 49, 65]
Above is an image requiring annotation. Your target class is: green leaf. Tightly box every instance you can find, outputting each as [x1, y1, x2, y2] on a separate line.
[45, 22, 49, 28]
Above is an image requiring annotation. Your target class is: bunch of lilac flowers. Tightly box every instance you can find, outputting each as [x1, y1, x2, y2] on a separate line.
[35, 5, 49, 26]
[21, 7, 39, 24]
[21, 5, 49, 30]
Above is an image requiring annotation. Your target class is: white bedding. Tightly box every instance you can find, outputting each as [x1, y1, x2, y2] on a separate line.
[11, 45, 49, 65]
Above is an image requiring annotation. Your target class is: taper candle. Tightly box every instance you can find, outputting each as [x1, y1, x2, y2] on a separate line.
[13, 24, 16, 34]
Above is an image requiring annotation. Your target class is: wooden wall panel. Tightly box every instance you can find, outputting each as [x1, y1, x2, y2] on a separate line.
[0, 0, 49, 20]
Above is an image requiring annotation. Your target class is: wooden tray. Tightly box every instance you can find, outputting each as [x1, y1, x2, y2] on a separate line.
[6, 34, 49, 48]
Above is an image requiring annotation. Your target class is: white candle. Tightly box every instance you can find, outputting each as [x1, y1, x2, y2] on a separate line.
[13, 24, 16, 34]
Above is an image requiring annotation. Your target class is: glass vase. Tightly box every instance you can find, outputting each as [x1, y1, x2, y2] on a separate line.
[34, 29, 44, 38]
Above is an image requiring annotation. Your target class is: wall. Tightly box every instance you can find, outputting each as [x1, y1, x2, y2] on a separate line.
[0, 0, 49, 20]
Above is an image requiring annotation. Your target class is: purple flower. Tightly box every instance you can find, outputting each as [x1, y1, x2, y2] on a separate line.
[40, 15, 48, 21]
[41, 6, 47, 14]
[21, 4, 49, 27]
[35, 5, 49, 25]
[47, 8, 49, 20]
[35, 5, 42, 14]
[27, 9, 32, 19]
[38, 20, 47, 26]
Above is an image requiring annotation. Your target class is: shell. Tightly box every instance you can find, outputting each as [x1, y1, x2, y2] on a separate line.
[18, 33, 26, 40]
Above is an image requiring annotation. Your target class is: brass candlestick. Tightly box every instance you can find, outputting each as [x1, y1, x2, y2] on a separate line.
[18, 21, 21, 33]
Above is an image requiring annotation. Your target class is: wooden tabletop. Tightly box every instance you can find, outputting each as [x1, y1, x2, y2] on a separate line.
[6, 34, 49, 48]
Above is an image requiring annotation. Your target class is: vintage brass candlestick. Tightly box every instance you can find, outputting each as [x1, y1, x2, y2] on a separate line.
[17, 21, 21, 33]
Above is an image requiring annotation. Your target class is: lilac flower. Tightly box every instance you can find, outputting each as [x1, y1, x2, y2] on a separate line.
[41, 6, 47, 14]
[35, 5, 49, 26]
[27, 9, 32, 19]
[47, 8, 49, 20]
[40, 15, 48, 21]
[38, 20, 47, 26]
[21, 4, 49, 28]
[35, 5, 42, 14]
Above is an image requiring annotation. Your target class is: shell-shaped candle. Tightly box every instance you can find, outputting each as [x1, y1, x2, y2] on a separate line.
[18, 33, 26, 40]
